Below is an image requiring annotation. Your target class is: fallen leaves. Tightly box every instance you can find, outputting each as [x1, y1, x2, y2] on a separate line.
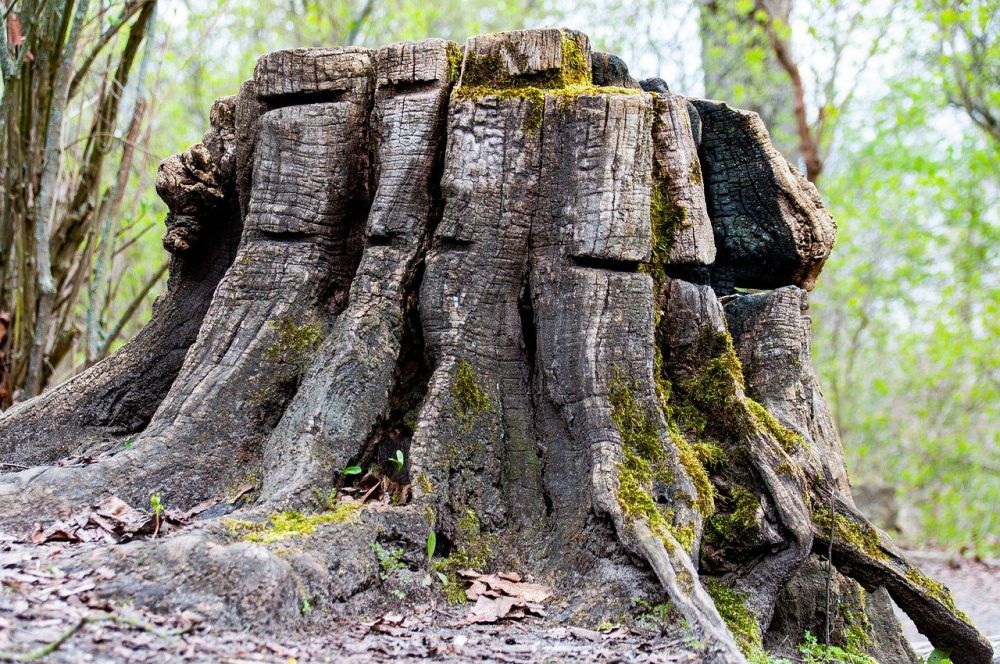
[456, 569, 553, 624]
[30, 495, 187, 545]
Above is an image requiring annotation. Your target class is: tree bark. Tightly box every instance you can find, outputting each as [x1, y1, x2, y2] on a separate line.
[0, 28, 991, 664]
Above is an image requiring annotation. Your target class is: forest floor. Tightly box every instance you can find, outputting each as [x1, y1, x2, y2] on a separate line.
[0, 537, 997, 662]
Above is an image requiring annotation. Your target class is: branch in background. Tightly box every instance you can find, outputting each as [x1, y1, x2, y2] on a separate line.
[26, 0, 93, 396]
[68, 0, 150, 100]
[344, 0, 375, 45]
[98, 261, 167, 357]
[754, 0, 823, 182]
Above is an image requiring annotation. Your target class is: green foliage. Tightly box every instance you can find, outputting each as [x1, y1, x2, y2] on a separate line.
[342, 465, 363, 477]
[387, 450, 405, 473]
[426, 530, 437, 561]
[373, 541, 406, 580]
[797, 631, 876, 664]
[925, 648, 953, 664]
[150, 493, 164, 517]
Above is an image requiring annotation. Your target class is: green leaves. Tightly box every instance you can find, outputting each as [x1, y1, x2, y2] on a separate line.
[388, 449, 405, 472]
[426, 530, 437, 561]
[342, 465, 362, 477]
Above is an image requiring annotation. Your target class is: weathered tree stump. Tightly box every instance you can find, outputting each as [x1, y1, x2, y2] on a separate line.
[0, 28, 991, 664]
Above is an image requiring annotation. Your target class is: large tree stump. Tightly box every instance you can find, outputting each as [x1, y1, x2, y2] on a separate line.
[0, 28, 991, 664]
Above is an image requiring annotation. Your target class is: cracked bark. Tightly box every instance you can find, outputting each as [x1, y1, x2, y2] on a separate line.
[0, 28, 990, 664]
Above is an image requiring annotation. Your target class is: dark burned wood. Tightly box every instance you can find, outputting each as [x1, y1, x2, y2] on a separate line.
[0, 28, 990, 664]
[692, 99, 835, 294]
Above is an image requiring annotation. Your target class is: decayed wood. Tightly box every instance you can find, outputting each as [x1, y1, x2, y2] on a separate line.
[0, 27, 989, 664]
[659, 277, 813, 642]
[651, 92, 716, 266]
[0, 48, 375, 522]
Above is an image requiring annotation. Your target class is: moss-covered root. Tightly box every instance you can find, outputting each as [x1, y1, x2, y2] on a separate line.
[596, 373, 742, 662]
[630, 522, 746, 663]
[813, 498, 993, 664]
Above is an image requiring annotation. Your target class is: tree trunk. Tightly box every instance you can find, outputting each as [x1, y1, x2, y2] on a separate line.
[0, 29, 991, 664]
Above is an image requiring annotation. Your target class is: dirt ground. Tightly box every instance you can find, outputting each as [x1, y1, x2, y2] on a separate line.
[1, 537, 997, 662]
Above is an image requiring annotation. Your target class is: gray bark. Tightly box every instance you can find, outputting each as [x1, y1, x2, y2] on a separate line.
[0, 27, 990, 664]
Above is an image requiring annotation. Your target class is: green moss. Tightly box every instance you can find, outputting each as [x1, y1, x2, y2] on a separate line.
[416, 472, 434, 495]
[704, 577, 763, 659]
[558, 32, 591, 86]
[650, 181, 687, 267]
[689, 160, 703, 186]
[812, 504, 886, 561]
[632, 597, 678, 630]
[904, 568, 973, 624]
[451, 359, 492, 429]
[446, 42, 463, 83]
[672, 430, 715, 516]
[451, 30, 640, 135]
[453, 84, 546, 134]
[706, 485, 761, 544]
[609, 368, 697, 553]
[265, 316, 322, 369]
[225, 502, 360, 544]
[746, 400, 803, 453]
[839, 600, 873, 655]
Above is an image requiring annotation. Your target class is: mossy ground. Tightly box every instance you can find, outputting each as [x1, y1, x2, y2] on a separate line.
[225, 502, 361, 544]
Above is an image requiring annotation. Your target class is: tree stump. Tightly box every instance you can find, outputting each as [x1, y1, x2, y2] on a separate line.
[0, 28, 991, 664]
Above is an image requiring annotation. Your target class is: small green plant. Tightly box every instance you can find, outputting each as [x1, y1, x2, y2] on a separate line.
[387, 449, 405, 473]
[924, 649, 952, 664]
[150, 493, 164, 538]
[373, 541, 406, 581]
[426, 530, 437, 561]
[123, 438, 135, 450]
[300, 596, 313, 615]
[798, 631, 876, 664]
[342, 465, 362, 477]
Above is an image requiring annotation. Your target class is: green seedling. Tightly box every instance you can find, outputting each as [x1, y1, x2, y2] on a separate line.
[373, 541, 405, 580]
[342, 465, 362, 477]
[388, 449, 405, 473]
[426, 530, 437, 561]
[150, 493, 164, 538]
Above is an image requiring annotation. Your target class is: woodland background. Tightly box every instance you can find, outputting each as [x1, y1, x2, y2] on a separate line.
[0, 0, 996, 556]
